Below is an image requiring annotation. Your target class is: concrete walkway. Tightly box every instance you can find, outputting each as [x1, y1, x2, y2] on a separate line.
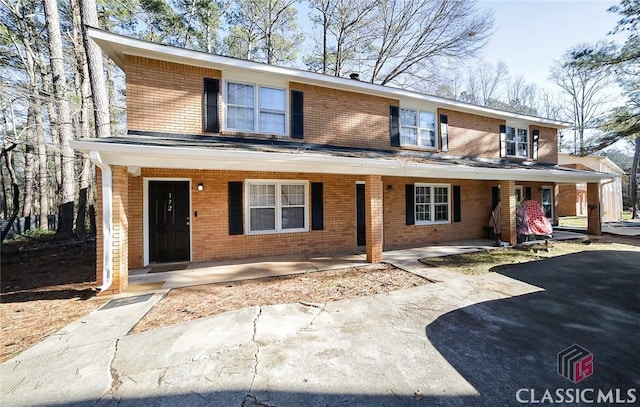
[556, 218, 640, 237]
[126, 239, 498, 293]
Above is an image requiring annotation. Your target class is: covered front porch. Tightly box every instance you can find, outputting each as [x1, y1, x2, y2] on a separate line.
[71, 133, 611, 295]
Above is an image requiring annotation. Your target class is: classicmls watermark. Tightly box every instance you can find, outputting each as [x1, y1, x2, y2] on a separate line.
[557, 344, 593, 384]
[515, 344, 637, 404]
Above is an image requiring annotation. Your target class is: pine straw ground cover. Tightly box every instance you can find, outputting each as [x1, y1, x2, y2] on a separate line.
[130, 264, 429, 333]
[1, 234, 107, 362]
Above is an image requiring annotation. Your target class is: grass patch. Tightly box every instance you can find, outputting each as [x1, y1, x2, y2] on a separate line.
[420, 240, 640, 275]
[558, 216, 587, 228]
[622, 212, 633, 221]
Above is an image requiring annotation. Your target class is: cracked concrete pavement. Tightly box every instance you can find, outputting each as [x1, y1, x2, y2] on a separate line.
[2, 248, 639, 406]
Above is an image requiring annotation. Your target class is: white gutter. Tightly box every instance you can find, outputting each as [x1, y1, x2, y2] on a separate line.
[73, 139, 613, 184]
[89, 151, 113, 292]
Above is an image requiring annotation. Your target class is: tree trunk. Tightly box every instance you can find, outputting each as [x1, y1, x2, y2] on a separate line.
[34, 95, 49, 230]
[1, 145, 20, 242]
[22, 103, 36, 232]
[631, 137, 639, 219]
[44, 0, 76, 238]
[80, 0, 111, 139]
[1, 166, 7, 219]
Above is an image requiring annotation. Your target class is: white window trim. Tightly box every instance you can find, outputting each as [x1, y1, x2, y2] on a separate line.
[245, 179, 309, 235]
[505, 124, 529, 158]
[224, 80, 288, 136]
[415, 183, 451, 225]
[400, 108, 438, 150]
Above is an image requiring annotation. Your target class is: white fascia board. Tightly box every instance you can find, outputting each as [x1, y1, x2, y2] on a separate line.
[86, 28, 570, 129]
[71, 139, 612, 184]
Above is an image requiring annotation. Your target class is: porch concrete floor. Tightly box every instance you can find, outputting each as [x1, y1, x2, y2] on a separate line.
[125, 235, 582, 294]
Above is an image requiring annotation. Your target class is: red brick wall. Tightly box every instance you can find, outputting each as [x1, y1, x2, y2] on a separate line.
[289, 82, 398, 149]
[533, 125, 558, 164]
[440, 109, 504, 159]
[125, 170, 509, 264]
[558, 184, 578, 216]
[125, 56, 561, 163]
[125, 55, 221, 134]
[382, 177, 494, 247]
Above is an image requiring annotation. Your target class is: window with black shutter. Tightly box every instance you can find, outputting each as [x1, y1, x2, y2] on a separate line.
[291, 90, 304, 139]
[228, 182, 243, 235]
[390, 106, 400, 147]
[204, 78, 220, 133]
[311, 182, 323, 230]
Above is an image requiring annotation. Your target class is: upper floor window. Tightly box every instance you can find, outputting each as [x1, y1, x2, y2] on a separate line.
[415, 183, 450, 224]
[400, 108, 436, 148]
[506, 126, 528, 158]
[226, 82, 286, 135]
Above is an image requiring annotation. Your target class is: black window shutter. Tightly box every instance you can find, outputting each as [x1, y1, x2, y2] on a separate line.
[439, 114, 449, 152]
[228, 181, 243, 235]
[405, 184, 415, 225]
[311, 182, 324, 230]
[492, 186, 500, 210]
[204, 78, 220, 133]
[525, 186, 532, 200]
[532, 129, 540, 160]
[291, 90, 304, 139]
[499, 124, 507, 157]
[390, 106, 400, 147]
[453, 185, 461, 222]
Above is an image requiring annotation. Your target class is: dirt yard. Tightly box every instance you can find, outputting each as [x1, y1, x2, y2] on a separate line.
[1, 234, 106, 362]
[1, 234, 427, 362]
[2, 233, 637, 363]
[130, 264, 429, 334]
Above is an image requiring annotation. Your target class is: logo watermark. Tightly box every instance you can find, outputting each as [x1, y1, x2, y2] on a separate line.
[557, 344, 593, 384]
[515, 344, 637, 404]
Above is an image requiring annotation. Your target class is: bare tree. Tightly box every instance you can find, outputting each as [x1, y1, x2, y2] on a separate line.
[366, 0, 493, 86]
[2, 0, 50, 231]
[44, 0, 76, 237]
[476, 60, 508, 107]
[307, 0, 376, 77]
[506, 76, 538, 115]
[550, 43, 613, 156]
[225, 0, 302, 65]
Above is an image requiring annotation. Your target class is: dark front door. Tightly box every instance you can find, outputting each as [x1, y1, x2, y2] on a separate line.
[149, 181, 190, 262]
[356, 183, 366, 246]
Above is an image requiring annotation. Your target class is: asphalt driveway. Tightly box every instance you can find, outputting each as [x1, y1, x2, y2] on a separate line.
[426, 249, 640, 406]
[2, 248, 639, 406]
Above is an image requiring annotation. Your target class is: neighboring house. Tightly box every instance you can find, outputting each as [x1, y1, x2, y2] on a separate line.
[72, 28, 611, 295]
[558, 153, 624, 222]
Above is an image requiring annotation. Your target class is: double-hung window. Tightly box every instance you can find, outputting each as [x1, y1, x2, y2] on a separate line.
[400, 108, 436, 148]
[247, 180, 307, 234]
[415, 183, 450, 224]
[505, 126, 529, 158]
[226, 82, 286, 135]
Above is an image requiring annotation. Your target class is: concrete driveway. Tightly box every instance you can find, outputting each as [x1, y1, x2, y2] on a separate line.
[2, 248, 639, 406]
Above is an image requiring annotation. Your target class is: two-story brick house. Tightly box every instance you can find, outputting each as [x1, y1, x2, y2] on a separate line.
[72, 28, 610, 295]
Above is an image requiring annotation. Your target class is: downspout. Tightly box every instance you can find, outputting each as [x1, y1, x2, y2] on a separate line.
[90, 151, 113, 292]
